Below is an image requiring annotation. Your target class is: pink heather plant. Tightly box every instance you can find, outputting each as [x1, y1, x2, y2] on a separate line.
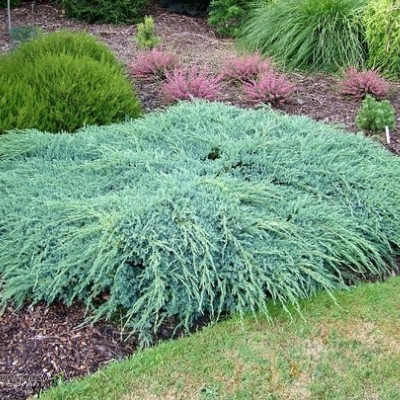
[162, 66, 222, 103]
[221, 54, 273, 83]
[339, 67, 389, 100]
[243, 71, 294, 106]
[129, 50, 178, 81]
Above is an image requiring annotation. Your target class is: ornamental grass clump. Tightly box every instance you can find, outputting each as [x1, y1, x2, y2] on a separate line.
[240, 0, 368, 72]
[162, 67, 222, 103]
[1, 102, 400, 344]
[221, 53, 273, 83]
[243, 70, 294, 106]
[129, 50, 178, 81]
[339, 67, 389, 100]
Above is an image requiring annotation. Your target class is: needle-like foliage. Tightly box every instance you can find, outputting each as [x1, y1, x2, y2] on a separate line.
[0, 31, 141, 134]
[1, 102, 400, 344]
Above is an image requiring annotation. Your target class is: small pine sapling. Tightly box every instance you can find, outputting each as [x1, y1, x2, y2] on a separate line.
[135, 16, 161, 50]
[162, 66, 222, 103]
[243, 71, 294, 106]
[129, 50, 178, 81]
[221, 54, 273, 83]
[356, 95, 396, 135]
[339, 67, 389, 100]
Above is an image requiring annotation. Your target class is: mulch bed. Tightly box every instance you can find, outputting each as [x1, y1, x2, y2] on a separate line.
[1, 1, 400, 399]
[0, 302, 136, 399]
[0, 302, 208, 400]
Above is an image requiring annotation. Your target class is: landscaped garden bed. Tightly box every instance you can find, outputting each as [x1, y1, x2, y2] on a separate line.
[0, 1, 400, 399]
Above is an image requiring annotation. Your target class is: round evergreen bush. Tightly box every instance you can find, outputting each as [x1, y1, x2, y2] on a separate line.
[239, 0, 368, 72]
[1, 102, 399, 344]
[12, 30, 120, 67]
[0, 31, 141, 133]
[56, 0, 149, 24]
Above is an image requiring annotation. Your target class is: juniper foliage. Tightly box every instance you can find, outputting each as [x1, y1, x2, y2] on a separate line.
[1, 102, 400, 344]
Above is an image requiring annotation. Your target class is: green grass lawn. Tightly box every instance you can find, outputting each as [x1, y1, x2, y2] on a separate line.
[40, 277, 400, 400]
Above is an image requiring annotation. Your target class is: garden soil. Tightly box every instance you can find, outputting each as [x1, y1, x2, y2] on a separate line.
[1, 1, 400, 399]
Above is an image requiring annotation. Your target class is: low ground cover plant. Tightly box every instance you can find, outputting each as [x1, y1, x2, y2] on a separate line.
[339, 67, 389, 100]
[363, 0, 400, 78]
[239, 0, 367, 72]
[356, 95, 396, 135]
[56, 0, 149, 24]
[243, 70, 294, 106]
[220, 54, 272, 83]
[1, 102, 400, 344]
[0, 31, 141, 133]
[162, 67, 222, 102]
[129, 50, 178, 81]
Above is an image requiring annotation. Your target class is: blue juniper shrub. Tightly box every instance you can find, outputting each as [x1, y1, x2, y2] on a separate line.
[0, 102, 399, 344]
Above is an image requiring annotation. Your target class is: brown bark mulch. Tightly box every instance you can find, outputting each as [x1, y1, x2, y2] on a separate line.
[0, 302, 209, 400]
[1, 2, 400, 399]
[0, 302, 139, 399]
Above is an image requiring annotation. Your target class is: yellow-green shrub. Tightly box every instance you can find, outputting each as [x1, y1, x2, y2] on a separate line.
[13, 30, 120, 67]
[0, 32, 141, 133]
[363, 0, 400, 77]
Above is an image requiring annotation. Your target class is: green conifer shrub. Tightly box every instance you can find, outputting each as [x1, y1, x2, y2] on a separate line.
[356, 95, 396, 135]
[135, 16, 161, 50]
[0, 0, 21, 8]
[1, 102, 399, 344]
[12, 30, 120, 67]
[208, 0, 250, 37]
[239, 0, 368, 72]
[56, 0, 149, 24]
[0, 31, 141, 133]
[363, 0, 400, 77]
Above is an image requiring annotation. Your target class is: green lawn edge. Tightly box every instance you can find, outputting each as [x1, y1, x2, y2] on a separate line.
[40, 277, 400, 400]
